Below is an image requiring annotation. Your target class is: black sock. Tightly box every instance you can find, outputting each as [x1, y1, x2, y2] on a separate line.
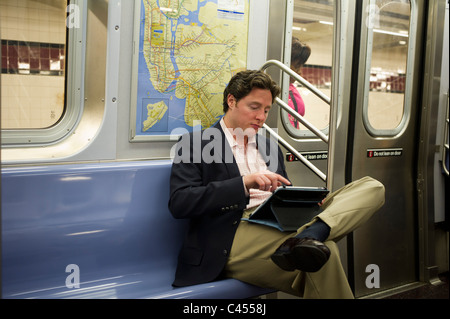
[295, 219, 330, 242]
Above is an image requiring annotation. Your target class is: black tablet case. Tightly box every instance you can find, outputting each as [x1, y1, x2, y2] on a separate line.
[242, 187, 329, 232]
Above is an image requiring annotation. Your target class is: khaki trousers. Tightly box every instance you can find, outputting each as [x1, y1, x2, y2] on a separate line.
[224, 176, 385, 299]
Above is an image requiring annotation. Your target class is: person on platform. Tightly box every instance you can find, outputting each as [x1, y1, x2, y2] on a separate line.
[288, 38, 311, 129]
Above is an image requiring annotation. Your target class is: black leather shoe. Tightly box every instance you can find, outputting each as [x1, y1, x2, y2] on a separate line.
[271, 237, 331, 272]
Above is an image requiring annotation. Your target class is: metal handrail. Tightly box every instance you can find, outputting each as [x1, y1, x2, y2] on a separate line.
[275, 97, 329, 143]
[263, 124, 327, 181]
[261, 60, 330, 143]
[261, 60, 331, 104]
[260, 59, 332, 182]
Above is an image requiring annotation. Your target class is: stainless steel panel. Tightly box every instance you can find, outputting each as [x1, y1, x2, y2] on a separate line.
[416, 0, 448, 284]
[350, 0, 426, 297]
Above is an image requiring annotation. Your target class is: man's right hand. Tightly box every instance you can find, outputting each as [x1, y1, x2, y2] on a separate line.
[243, 171, 291, 193]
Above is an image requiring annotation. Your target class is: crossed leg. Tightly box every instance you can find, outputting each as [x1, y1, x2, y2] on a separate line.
[224, 176, 385, 299]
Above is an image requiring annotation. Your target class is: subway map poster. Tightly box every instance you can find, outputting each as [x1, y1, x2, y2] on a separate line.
[130, 0, 249, 141]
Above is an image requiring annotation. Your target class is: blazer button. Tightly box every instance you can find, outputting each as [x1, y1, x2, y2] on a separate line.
[223, 249, 228, 256]
[233, 220, 238, 226]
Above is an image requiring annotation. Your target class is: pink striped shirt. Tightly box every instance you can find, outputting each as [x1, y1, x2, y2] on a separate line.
[220, 118, 272, 209]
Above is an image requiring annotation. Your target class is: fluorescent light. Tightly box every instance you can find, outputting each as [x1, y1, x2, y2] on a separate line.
[319, 21, 333, 26]
[374, 29, 409, 37]
[318, 20, 408, 38]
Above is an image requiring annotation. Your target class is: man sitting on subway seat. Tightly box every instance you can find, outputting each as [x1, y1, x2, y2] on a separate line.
[168, 70, 385, 299]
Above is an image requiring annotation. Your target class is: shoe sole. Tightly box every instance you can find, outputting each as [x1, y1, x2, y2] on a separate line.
[271, 244, 329, 273]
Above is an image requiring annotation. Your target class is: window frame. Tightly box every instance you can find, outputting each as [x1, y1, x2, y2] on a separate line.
[362, 0, 417, 137]
[1, 0, 86, 147]
[280, 0, 334, 140]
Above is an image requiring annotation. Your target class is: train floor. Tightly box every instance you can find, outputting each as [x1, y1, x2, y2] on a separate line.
[273, 272, 449, 299]
[383, 272, 449, 299]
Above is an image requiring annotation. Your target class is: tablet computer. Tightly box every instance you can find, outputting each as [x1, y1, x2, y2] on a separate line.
[242, 186, 329, 232]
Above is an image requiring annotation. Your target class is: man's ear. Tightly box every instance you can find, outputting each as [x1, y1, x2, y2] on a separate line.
[227, 94, 236, 109]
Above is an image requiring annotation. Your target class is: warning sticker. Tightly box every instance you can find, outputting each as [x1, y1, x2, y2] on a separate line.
[367, 148, 403, 158]
[286, 151, 328, 162]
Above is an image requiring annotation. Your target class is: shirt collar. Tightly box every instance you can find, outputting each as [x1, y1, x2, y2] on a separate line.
[220, 117, 256, 148]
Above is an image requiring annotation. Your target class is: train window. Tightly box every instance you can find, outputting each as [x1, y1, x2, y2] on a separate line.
[0, 0, 82, 145]
[281, 0, 333, 138]
[363, 0, 412, 135]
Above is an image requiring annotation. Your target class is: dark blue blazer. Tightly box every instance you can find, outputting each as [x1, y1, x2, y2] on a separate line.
[168, 121, 288, 287]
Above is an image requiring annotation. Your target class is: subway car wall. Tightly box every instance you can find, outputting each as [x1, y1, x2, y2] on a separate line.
[1, 0, 272, 163]
[1, 0, 448, 300]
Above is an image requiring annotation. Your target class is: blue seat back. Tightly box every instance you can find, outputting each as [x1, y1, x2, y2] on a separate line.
[1, 160, 187, 297]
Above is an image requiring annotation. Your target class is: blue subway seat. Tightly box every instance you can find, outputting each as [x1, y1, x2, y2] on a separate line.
[1, 160, 273, 299]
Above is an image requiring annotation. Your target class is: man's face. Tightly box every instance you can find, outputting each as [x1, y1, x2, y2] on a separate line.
[224, 87, 273, 135]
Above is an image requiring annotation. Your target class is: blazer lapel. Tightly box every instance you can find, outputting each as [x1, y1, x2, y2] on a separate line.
[212, 121, 241, 178]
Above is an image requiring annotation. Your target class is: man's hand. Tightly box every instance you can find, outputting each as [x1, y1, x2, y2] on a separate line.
[243, 171, 291, 192]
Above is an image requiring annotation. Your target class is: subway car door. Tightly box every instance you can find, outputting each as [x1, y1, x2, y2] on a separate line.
[266, 0, 442, 297]
[265, 0, 378, 295]
[345, 0, 429, 297]
[266, 0, 337, 188]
